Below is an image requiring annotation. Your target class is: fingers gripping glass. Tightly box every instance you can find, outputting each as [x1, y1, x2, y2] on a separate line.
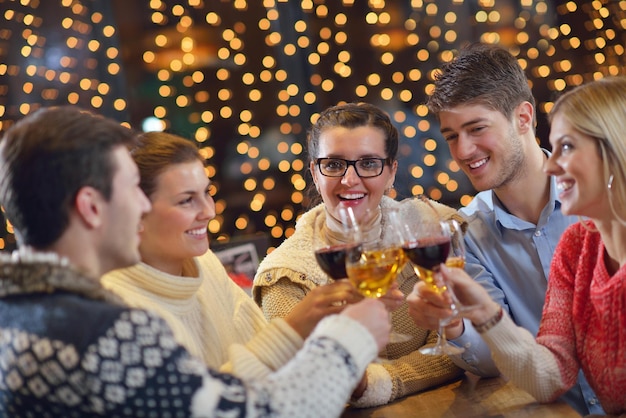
[316, 158, 387, 178]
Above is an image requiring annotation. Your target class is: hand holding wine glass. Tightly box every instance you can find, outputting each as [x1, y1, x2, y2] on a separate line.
[400, 206, 466, 355]
[345, 206, 412, 343]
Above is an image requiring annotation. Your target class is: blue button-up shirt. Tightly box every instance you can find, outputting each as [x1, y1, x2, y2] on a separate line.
[448, 174, 604, 416]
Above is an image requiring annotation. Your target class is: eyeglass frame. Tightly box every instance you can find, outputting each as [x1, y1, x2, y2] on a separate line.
[315, 157, 390, 178]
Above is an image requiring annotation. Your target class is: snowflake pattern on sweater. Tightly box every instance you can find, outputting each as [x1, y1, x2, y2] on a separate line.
[0, 255, 377, 417]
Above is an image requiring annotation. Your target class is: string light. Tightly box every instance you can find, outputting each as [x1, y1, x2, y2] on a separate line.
[1, 0, 624, 252]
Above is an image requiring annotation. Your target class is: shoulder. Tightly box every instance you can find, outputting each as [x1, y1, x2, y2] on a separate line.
[459, 191, 493, 218]
[557, 221, 599, 253]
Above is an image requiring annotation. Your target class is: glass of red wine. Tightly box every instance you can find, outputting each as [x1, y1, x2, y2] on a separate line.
[313, 206, 361, 281]
[401, 216, 465, 356]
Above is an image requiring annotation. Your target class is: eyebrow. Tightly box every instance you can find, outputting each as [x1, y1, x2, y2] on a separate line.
[322, 154, 385, 159]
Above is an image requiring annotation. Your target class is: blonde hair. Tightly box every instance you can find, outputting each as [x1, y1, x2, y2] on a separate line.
[549, 76, 626, 225]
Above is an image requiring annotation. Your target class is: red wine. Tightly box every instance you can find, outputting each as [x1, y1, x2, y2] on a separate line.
[402, 238, 450, 271]
[315, 244, 359, 279]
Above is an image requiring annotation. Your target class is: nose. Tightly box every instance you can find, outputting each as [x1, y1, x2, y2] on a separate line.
[543, 152, 562, 176]
[341, 164, 361, 186]
[452, 133, 476, 161]
[199, 194, 216, 221]
[139, 189, 152, 215]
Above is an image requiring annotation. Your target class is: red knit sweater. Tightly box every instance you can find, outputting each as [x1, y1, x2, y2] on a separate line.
[539, 221, 626, 414]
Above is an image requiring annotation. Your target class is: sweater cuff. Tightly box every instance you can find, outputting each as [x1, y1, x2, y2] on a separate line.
[479, 311, 525, 346]
[310, 314, 378, 374]
[349, 363, 392, 408]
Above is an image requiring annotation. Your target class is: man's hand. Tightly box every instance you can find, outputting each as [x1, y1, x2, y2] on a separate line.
[407, 275, 464, 338]
[342, 298, 391, 351]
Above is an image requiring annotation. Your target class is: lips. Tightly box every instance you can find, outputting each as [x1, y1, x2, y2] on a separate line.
[468, 157, 489, 170]
[186, 227, 207, 236]
[556, 180, 574, 193]
[339, 192, 365, 201]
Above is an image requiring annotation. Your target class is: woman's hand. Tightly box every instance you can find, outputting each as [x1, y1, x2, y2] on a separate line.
[378, 281, 405, 312]
[439, 265, 501, 326]
[285, 280, 362, 338]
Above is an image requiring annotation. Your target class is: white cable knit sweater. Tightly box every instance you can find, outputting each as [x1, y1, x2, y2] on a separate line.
[102, 250, 304, 377]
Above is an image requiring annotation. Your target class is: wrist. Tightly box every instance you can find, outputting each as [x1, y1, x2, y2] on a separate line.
[472, 305, 503, 334]
[444, 318, 464, 339]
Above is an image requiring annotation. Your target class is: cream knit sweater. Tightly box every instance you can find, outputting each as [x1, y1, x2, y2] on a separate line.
[102, 250, 304, 377]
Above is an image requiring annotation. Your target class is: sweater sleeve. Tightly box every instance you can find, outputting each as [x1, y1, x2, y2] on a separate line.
[480, 312, 567, 403]
[192, 313, 379, 417]
[472, 227, 587, 404]
[351, 327, 463, 408]
[220, 317, 303, 378]
[257, 275, 310, 320]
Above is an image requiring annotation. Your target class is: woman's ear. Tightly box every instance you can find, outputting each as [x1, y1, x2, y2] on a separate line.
[386, 160, 398, 190]
[310, 161, 320, 192]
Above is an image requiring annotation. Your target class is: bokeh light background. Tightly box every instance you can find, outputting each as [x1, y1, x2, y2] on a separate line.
[1, 0, 625, 252]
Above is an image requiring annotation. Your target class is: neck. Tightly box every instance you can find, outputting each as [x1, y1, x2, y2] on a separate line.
[47, 236, 102, 279]
[593, 217, 626, 275]
[140, 252, 185, 277]
[492, 145, 550, 224]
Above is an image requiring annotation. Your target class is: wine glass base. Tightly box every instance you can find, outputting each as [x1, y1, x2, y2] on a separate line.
[419, 343, 464, 356]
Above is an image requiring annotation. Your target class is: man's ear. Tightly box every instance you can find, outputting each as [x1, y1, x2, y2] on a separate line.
[74, 186, 105, 229]
[517, 101, 534, 134]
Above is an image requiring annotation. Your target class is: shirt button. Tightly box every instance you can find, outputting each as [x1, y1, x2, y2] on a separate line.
[589, 398, 598, 405]
[464, 342, 472, 348]
[534, 230, 542, 237]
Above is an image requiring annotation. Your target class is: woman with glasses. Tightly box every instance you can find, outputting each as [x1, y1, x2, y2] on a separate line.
[252, 102, 465, 407]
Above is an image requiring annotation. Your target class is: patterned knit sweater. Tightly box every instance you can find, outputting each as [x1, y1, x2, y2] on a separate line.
[102, 251, 303, 375]
[0, 250, 379, 417]
[253, 196, 465, 407]
[481, 221, 626, 415]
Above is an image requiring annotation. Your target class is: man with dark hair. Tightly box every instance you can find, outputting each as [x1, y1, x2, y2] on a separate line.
[0, 106, 390, 417]
[407, 43, 603, 415]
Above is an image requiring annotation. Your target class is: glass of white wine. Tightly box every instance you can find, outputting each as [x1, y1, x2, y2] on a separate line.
[345, 207, 412, 343]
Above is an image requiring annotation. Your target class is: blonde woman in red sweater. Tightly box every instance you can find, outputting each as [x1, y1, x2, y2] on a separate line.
[417, 76, 626, 416]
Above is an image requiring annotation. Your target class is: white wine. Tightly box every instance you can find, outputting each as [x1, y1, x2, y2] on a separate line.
[346, 247, 404, 298]
[445, 256, 465, 269]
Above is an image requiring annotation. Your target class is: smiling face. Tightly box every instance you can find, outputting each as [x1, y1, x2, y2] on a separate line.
[310, 125, 397, 224]
[545, 113, 608, 219]
[438, 103, 527, 192]
[139, 160, 215, 275]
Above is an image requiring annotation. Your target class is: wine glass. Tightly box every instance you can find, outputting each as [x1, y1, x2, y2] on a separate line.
[345, 207, 412, 343]
[401, 217, 465, 356]
[313, 207, 361, 281]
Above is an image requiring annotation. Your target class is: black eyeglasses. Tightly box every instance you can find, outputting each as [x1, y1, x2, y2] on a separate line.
[316, 157, 387, 178]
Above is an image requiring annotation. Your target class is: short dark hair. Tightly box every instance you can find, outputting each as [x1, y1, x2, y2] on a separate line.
[427, 43, 536, 126]
[131, 131, 203, 199]
[0, 106, 136, 248]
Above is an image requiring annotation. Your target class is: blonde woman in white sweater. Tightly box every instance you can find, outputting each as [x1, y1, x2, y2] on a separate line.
[103, 131, 363, 376]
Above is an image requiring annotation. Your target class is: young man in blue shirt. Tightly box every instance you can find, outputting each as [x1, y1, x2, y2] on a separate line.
[407, 43, 603, 415]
